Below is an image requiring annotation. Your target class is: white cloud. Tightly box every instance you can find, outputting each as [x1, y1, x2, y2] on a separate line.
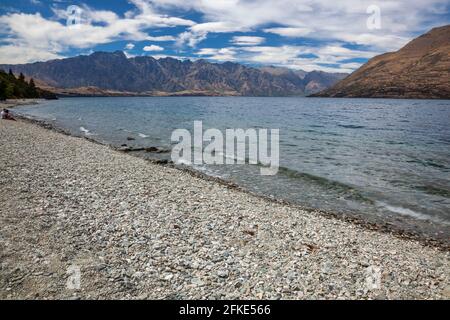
[125, 43, 135, 50]
[334, 33, 411, 52]
[143, 44, 164, 51]
[176, 31, 207, 47]
[240, 45, 305, 64]
[147, 35, 176, 41]
[339, 62, 363, 70]
[176, 21, 243, 47]
[197, 47, 237, 61]
[148, 0, 449, 72]
[0, 44, 63, 64]
[152, 0, 449, 52]
[264, 27, 312, 37]
[0, 1, 192, 63]
[194, 43, 376, 73]
[152, 54, 198, 61]
[191, 21, 240, 33]
[231, 36, 265, 46]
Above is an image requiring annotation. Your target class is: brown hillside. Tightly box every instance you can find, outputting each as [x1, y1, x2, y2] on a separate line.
[315, 25, 450, 99]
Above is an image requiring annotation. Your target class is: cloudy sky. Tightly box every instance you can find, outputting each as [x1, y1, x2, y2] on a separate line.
[0, 0, 449, 72]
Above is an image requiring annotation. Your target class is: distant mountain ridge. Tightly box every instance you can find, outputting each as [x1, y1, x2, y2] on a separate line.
[0, 52, 347, 97]
[314, 25, 450, 99]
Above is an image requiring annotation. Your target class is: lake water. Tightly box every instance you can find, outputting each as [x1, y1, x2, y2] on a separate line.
[14, 97, 450, 241]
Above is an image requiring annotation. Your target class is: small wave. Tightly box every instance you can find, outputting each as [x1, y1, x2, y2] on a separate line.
[120, 129, 133, 133]
[386, 140, 405, 145]
[214, 151, 249, 164]
[79, 126, 94, 136]
[276, 166, 371, 202]
[175, 159, 191, 165]
[424, 161, 447, 169]
[414, 185, 450, 199]
[337, 124, 366, 129]
[280, 142, 298, 147]
[377, 202, 450, 225]
[406, 158, 448, 169]
[192, 165, 224, 178]
[138, 133, 149, 138]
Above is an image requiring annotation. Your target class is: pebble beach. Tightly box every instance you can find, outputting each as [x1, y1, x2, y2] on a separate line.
[0, 119, 449, 300]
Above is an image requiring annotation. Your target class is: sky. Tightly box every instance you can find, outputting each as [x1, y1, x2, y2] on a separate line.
[0, 0, 449, 73]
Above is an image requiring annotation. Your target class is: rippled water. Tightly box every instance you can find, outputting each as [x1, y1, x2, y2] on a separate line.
[14, 97, 450, 240]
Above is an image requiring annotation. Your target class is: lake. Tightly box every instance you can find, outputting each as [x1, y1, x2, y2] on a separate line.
[14, 96, 450, 241]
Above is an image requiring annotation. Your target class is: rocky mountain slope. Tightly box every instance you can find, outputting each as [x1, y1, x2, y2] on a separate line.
[259, 66, 347, 95]
[314, 25, 450, 99]
[1, 52, 346, 97]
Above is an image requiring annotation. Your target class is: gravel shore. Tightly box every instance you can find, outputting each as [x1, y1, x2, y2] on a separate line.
[0, 99, 42, 109]
[0, 119, 449, 300]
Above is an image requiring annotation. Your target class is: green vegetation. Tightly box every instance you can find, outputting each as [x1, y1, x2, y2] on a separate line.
[0, 69, 57, 100]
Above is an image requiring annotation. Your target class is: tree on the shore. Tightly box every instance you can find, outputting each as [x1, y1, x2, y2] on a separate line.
[27, 78, 37, 97]
[13, 83, 22, 98]
[0, 80, 6, 100]
[0, 69, 56, 100]
[5, 83, 14, 99]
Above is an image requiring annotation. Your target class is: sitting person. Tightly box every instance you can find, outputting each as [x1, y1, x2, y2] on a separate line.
[1, 108, 16, 121]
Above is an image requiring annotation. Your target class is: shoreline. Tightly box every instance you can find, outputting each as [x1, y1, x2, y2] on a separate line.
[0, 100, 450, 299]
[1, 117, 449, 299]
[1, 98, 44, 109]
[12, 110, 450, 251]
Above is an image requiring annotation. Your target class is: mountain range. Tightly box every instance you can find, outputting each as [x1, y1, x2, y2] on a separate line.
[314, 25, 450, 99]
[0, 52, 346, 97]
